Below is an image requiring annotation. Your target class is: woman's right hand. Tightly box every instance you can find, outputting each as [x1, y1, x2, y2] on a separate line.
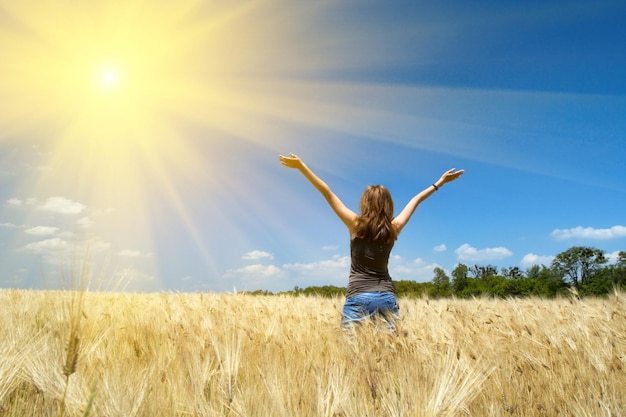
[279, 153, 304, 170]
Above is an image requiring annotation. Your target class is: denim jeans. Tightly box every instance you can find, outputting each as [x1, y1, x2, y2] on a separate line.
[341, 291, 399, 329]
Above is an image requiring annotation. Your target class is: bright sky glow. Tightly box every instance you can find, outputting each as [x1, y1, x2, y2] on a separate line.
[0, 0, 625, 292]
[99, 67, 120, 87]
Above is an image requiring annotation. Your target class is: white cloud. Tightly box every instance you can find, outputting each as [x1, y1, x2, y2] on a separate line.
[76, 217, 94, 229]
[223, 263, 287, 292]
[242, 250, 274, 260]
[22, 238, 68, 253]
[455, 243, 513, 262]
[89, 240, 112, 253]
[224, 250, 451, 291]
[551, 225, 626, 240]
[118, 249, 143, 257]
[239, 253, 443, 289]
[236, 264, 282, 277]
[322, 245, 339, 251]
[280, 255, 350, 287]
[0, 222, 19, 228]
[283, 255, 350, 274]
[40, 197, 86, 215]
[279, 254, 441, 286]
[520, 253, 555, 267]
[6, 198, 22, 206]
[606, 251, 622, 264]
[433, 244, 447, 252]
[25, 226, 59, 236]
[390, 257, 441, 281]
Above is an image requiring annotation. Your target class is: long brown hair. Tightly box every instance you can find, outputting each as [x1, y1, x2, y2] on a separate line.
[353, 185, 398, 244]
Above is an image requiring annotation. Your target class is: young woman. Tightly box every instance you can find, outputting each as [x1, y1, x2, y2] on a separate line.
[279, 153, 463, 328]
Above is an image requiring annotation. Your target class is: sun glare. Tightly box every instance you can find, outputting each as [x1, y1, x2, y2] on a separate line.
[0, 0, 368, 288]
[99, 67, 120, 88]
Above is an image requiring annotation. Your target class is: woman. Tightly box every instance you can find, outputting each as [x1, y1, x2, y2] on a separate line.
[279, 153, 463, 328]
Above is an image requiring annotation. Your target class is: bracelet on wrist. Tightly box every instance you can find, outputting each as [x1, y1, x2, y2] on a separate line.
[432, 183, 439, 191]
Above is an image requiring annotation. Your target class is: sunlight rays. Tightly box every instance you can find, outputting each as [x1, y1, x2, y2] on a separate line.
[0, 0, 494, 291]
[2, 0, 478, 208]
[0, 0, 352, 288]
[1, 0, 559, 290]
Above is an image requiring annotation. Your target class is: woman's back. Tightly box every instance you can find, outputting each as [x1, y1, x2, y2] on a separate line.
[347, 236, 395, 297]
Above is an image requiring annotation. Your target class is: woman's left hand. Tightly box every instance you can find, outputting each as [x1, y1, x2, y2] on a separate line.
[440, 168, 464, 184]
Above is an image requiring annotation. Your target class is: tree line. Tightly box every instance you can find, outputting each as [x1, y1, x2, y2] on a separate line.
[245, 246, 626, 299]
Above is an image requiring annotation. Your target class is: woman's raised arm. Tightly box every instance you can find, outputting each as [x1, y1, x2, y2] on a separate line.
[279, 153, 358, 230]
[393, 168, 464, 233]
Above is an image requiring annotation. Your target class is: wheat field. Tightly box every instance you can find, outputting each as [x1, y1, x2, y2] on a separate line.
[0, 289, 624, 416]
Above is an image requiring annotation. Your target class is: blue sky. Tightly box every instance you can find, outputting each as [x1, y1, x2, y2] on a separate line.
[0, 0, 624, 292]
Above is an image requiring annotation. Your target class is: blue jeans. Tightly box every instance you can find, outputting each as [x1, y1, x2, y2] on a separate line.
[341, 291, 399, 329]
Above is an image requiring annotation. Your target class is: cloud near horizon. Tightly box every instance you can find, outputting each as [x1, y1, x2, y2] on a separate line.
[242, 250, 274, 261]
[39, 197, 86, 215]
[607, 251, 623, 264]
[223, 263, 286, 292]
[118, 249, 143, 257]
[455, 244, 513, 262]
[390, 256, 441, 282]
[224, 252, 450, 292]
[234, 264, 282, 277]
[21, 238, 68, 254]
[433, 244, 447, 252]
[6, 198, 38, 207]
[24, 226, 59, 236]
[551, 225, 626, 240]
[520, 253, 555, 268]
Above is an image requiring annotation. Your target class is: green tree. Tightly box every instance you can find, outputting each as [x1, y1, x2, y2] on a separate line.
[506, 277, 537, 297]
[527, 264, 566, 297]
[395, 280, 429, 298]
[483, 274, 509, 297]
[616, 251, 626, 287]
[590, 251, 626, 294]
[469, 264, 498, 280]
[302, 285, 346, 297]
[502, 266, 524, 280]
[451, 263, 469, 294]
[431, 267, 451, 298]
[456, 277, 485, 298]
[551, 246, 607, 288]
[579, 267, 614, 296]
[526, 265, 542, 280]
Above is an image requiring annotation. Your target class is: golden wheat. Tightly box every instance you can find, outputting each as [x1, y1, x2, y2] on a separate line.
[0, 289, 624, 416]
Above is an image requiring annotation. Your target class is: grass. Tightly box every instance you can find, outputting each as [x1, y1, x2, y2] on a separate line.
[0, 289, 624, 416]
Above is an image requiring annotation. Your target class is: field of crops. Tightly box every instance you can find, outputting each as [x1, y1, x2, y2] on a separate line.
[1, 289, 624, 416]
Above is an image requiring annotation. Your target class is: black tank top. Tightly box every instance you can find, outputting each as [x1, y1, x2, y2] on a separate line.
[346, 237, 395, 297]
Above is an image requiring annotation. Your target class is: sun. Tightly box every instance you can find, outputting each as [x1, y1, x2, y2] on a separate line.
[99, 67, 120, 88]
